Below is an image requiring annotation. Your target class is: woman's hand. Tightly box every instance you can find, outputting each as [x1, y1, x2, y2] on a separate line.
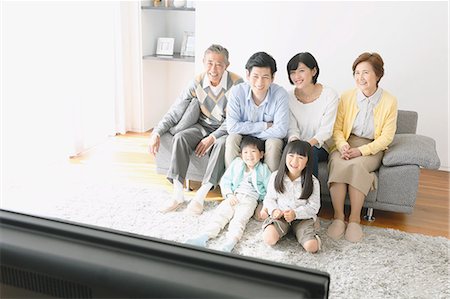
[283, 209, 296, 223]
[341, 147, 362, 160]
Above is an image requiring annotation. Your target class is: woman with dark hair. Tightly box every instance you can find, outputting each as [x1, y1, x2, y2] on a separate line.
[286, 52, 339, 178]
[261, 140, 321, 253]
[327, 52, 398, 242]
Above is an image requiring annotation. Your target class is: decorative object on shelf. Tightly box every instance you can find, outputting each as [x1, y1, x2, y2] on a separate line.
[163, 0, 169, 7]
[173, 0, 186, 8]
[156, 37, 175, 56]
[180, 31, 195, 57]
[153, 0, 161, 7]
[186, 1, 194, 8]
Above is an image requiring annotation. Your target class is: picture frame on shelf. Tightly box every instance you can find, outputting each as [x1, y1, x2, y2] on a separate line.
[156, 37, 175, 56]
[180, 31, 195, 57]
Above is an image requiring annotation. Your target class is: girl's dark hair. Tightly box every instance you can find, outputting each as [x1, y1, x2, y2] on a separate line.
[274, 140, 314, 199]
[286, 52, 320, 84]
[240, 135, 265, 152]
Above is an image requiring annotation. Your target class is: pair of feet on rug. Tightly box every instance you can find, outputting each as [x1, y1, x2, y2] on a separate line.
[186, 234, 238, 253]
[327, 219, 363, 242]
[159, 181, 213, 215]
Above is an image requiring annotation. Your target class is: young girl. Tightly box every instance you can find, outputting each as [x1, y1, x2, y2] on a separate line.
[262, 140, 321, 253]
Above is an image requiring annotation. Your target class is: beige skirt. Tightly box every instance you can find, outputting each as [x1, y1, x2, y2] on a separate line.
[327, 135, 384, 196]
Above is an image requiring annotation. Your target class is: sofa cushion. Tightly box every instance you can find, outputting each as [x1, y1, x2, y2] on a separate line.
[383, 134, 440, 169]
[169, 98, 200, 135]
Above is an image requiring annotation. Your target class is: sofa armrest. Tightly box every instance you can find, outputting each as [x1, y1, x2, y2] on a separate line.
[382, 134, 440, 169]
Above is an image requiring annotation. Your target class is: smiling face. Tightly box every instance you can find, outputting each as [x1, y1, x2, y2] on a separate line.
[247, 67, 274, 101]
[354, 61, 379, 97]
[289, 62, 316, 90]
[241, 144, 264, 170]
[286, 152, 308, 180]
[203, 52, 229, 87]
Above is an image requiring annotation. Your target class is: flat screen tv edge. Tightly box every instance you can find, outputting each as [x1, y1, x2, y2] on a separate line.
[0, 209, 330, 298]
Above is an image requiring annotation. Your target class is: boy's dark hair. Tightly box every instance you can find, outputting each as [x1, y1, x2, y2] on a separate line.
[245, 52, 277, 76]
[240, 135, 265, 153]
[287, 52, 320, 84]
[274, 140, 313, 199]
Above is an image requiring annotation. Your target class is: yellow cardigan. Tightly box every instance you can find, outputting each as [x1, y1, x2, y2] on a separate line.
[331, 88, 398, 156]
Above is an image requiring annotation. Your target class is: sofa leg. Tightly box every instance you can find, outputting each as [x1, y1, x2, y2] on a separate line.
[184, 179, 193, 191]
[363, 208, 375, 221]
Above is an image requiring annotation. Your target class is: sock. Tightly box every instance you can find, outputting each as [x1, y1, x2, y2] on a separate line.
[185, 234, 209, 247]
[193, 182, 213, 205]
[173, 180, 184, 203]
[220, 238, 238, 252]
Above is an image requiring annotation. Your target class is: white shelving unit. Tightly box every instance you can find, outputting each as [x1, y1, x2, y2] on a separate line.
[139, 2, 196, 131]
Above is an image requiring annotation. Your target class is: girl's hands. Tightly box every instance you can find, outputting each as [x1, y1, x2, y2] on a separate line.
[271, 209, 283, 219]
[283, 209, 296, 223]
[271, 209, 296, 222]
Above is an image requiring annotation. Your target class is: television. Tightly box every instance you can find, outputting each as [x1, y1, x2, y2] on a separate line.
[0, 209, 330, 298]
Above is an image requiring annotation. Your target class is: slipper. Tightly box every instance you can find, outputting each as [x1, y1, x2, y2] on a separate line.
[186, 200, 204, 215]
[326, 219, 346, 240]
[345, 222, 364, 242]
[159, 199, 182, 213]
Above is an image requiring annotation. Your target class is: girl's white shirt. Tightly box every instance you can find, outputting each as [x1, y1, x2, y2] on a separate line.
[263, 171, 321, 222]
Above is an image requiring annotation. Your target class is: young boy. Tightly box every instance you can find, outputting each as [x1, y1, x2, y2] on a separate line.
[186, 135, 271, 252]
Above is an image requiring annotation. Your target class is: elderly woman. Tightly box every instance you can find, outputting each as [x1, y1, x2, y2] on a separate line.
[327, 52, 398, 242]
[286, 52, 339, 178]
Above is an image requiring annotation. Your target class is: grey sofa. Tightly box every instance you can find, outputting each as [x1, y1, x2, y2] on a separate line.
[155, 110, 441, 217]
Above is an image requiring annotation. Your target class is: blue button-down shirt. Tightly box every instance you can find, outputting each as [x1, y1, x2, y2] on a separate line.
[226, 82, 289, 140]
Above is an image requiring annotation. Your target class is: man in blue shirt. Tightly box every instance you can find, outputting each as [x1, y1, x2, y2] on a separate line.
[225, 51, 289, 173]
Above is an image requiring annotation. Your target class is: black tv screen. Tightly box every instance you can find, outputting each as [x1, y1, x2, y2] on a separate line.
[0, 209, 330, 298]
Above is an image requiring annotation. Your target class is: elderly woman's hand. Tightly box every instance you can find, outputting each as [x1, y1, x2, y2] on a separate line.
[343, 147, 362, 160]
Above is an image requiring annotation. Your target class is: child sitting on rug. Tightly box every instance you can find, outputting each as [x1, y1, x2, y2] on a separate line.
[186, 135, 271, 252]
[262, 140, 321, 253]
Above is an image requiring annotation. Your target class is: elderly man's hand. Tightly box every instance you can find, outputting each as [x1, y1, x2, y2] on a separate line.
[148, 133, 160, 156]
[195, 135, 215, 157]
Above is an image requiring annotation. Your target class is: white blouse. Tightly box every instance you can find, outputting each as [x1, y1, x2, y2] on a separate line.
[288, 85, 339, 151]
[263, 171, 321, 221]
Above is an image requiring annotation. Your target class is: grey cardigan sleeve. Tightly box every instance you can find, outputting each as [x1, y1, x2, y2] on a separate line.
[153, 80, 197, 136]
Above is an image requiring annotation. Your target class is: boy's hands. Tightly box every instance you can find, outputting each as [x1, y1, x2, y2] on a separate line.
[271, 209, 283, 219]
[227, 195, 239, 206]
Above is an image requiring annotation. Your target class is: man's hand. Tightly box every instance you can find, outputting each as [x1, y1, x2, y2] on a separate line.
[148, 133, 160, 156]
[195, 135, 215, 157]
[283, 209, 296, 223]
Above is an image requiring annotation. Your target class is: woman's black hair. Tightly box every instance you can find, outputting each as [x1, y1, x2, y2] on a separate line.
[274, 140, 314, 199]
[286, 52, 320, 85]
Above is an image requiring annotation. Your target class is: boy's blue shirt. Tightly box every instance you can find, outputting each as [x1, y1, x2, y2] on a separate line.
[219, 157, 272, 201]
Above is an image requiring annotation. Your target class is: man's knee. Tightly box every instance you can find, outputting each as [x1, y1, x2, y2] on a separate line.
[226, 134, 242, 148]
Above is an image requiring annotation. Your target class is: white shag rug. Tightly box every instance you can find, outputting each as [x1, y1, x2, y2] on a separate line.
[37, 183, 450, 298]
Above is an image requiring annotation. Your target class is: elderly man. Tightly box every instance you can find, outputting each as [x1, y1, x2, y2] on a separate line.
[149, 44, 243, 214]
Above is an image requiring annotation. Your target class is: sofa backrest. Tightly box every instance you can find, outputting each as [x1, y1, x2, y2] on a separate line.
[396, 110, 418, 134]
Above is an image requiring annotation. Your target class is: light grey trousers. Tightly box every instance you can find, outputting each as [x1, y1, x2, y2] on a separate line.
[225, 133, 284, 172]
[167, 123, 226, 186]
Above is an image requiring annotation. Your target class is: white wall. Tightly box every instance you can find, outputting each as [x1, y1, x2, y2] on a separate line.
[195, 1, 449, 170]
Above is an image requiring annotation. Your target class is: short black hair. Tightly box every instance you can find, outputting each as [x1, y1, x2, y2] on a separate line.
[287, 52, 320, 84]
[245, 52, 277, 76]
[240, 135, 265, 153]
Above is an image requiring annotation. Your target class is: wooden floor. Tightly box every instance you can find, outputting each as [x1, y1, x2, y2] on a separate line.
[72, 132, 450, 238]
